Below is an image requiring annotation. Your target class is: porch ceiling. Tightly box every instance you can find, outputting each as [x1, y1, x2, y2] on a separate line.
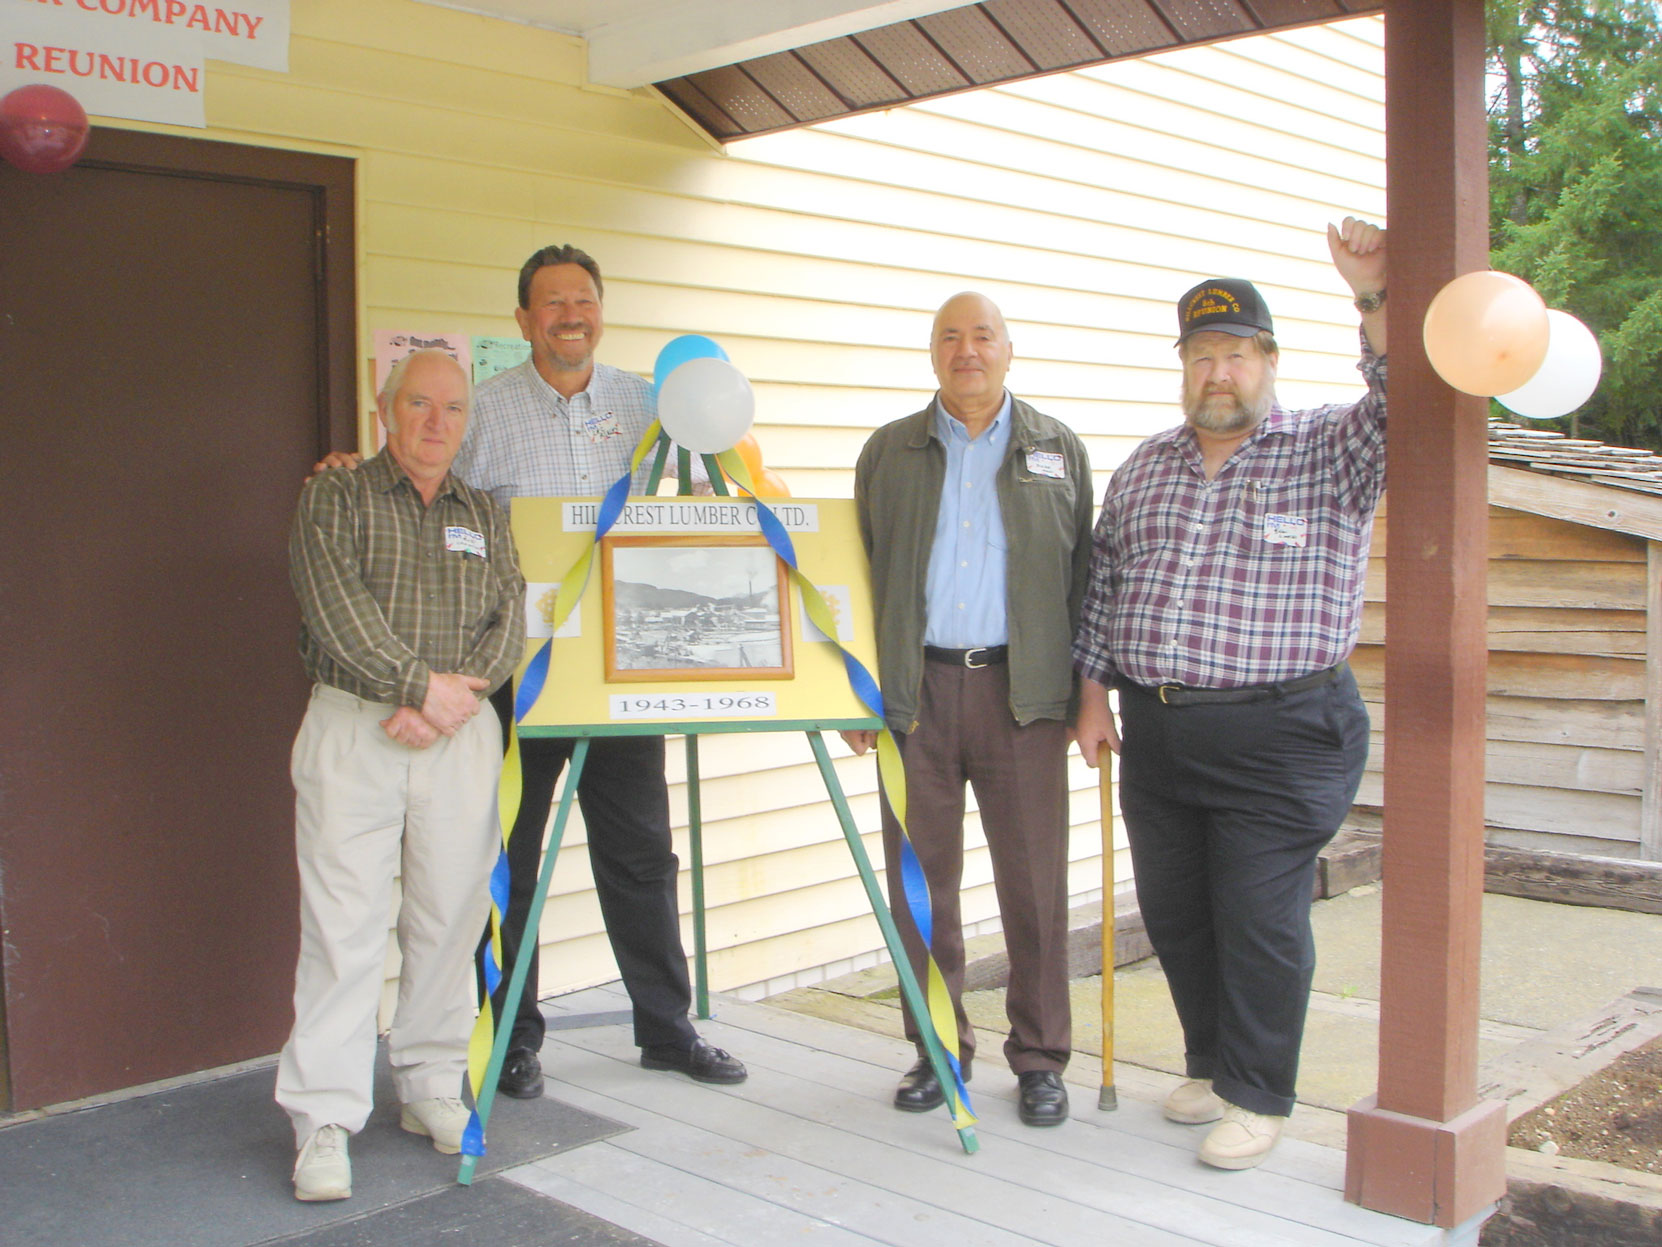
[415, 0, 1385, 141]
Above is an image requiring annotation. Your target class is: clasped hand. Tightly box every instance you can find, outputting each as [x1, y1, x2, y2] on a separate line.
[380, 672, 489, 748]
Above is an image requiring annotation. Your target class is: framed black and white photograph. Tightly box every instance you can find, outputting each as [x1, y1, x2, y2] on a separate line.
[601, 535, 793, 682]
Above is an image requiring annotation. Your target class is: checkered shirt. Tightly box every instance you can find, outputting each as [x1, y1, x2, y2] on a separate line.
[1073, 341, 1387, 690]
[290, 450, 526, 707]
[454, 360, 660, 506]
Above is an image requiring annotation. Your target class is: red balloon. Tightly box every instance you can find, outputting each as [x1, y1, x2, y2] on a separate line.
[0, 85, 91, 175]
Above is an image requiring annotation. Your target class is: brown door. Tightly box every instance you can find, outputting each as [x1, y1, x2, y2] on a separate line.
[0, 130, 355, 1109]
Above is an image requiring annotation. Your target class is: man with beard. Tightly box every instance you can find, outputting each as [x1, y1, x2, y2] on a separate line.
[1072, 217, 1386, 1170]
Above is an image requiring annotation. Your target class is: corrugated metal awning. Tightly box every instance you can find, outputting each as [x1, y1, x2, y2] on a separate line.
[655, 0, 1385, 141]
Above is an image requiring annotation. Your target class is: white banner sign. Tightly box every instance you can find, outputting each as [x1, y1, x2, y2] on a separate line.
[4, 0, 290, 129]
[561, 499, 821, 534]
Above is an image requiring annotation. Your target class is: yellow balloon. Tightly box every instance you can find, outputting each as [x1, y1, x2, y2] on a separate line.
[1422, 271, 1550, 397]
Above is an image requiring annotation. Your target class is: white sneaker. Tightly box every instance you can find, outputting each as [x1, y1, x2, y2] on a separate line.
[293, 1124, 351, 1201]
[1198, 1103, 1287, 1170]
[400, 1096, 470, 1154]
[1163, 1077, 1225, 1125]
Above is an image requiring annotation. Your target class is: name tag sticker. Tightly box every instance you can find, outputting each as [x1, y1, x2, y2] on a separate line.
[582, 411, 620, 442]
[1026, 450, 1065, 479]
[1263, 514, 1307, 548]
[445, 526, 487, 558]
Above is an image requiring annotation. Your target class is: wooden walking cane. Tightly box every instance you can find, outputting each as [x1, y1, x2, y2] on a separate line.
[1098, 741, 1118, 1111]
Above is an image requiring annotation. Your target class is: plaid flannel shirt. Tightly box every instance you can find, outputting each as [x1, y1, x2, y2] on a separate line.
[1073, 340, 1386, 690]
[290, 450, 526, 707]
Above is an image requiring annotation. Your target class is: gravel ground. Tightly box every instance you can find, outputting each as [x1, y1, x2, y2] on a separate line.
[1508, 1034, 1662, 1176]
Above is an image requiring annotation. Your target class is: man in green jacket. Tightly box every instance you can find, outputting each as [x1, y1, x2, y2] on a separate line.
[844, 292, 1094, 1126]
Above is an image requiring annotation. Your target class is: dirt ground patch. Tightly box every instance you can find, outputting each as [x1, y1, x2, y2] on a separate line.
[1508, 1034, 1662, 1176]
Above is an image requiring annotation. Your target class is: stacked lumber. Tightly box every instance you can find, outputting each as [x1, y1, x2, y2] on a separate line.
[1490, 421, 1662, 497]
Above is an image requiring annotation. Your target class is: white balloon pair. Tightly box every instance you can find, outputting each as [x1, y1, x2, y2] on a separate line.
[1422, 271, 1602, 419]
[656, 351, 755, 454]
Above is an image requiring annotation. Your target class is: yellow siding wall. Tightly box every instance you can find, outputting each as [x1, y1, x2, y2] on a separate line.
[115, 0, 1385, 1006]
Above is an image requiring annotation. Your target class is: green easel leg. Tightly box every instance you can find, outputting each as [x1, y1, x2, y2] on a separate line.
[804, 730, 979, 1155]
[459, 738, 591, 1184]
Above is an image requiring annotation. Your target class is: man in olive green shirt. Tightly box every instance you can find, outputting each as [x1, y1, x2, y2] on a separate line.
[277, 349, 525, 1202]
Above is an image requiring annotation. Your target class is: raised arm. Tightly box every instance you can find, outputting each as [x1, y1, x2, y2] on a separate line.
[1328, 217, 1387, 356]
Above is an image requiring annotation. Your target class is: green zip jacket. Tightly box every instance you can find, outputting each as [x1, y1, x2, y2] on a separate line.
[854, 396, 1095, 733]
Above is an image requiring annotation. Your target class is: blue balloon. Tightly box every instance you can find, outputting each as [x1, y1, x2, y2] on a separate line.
[652, 334, 728, 395]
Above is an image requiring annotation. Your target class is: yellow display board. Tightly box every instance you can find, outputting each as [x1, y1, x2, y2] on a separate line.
[510, 496, 883, 735]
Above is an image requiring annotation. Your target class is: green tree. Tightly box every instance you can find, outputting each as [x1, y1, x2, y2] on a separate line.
[1487, 0, 1662, 446]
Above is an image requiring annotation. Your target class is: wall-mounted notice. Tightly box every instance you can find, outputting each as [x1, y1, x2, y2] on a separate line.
[3, 2, 291, 128]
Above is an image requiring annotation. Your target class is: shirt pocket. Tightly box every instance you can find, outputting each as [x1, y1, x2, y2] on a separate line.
[449, 543, 502, 629]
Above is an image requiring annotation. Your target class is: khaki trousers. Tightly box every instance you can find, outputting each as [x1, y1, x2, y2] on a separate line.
[276, 684, 500, 1144]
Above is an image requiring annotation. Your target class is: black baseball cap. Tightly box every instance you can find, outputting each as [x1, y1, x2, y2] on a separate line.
[1176, 278, 1274, 344]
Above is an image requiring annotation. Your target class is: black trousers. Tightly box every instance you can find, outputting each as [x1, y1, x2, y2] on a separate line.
[1115, 665, 1369, 1117]
[481, 683, 696, 1053]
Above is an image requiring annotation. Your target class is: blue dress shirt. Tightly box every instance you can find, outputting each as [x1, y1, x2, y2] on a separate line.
[924, 392, 1011, 648]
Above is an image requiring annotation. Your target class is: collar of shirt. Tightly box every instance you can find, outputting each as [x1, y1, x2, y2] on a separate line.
[362, 446, 462, 504]
[924, 391, 1012, 648]
[931, 390, 1012, 446]
[520, 358, 594, 414]
[1164, 401, 1291, 477]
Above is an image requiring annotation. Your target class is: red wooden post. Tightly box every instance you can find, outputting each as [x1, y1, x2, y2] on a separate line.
[1345, 0, 1510, 1228]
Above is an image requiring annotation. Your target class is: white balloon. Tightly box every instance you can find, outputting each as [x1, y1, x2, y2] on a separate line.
[1496, 310, 1603, 420]
[655, 356, 755, 453]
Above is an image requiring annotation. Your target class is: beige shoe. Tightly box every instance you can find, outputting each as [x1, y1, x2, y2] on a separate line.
[399, 1096, 470, 1154]
[1163, 1077, 1225, 1125]
[1198, 1103, 1286, 1170]
[293, 1124, 351, 1201]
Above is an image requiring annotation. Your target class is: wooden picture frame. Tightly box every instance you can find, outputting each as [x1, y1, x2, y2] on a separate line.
[601, 534, 793, 682]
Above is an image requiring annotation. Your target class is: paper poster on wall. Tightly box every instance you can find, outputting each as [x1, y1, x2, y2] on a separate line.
[373, 331, 473, 393]
[3, 2, 291, 129]
[510, 497, 880, 734]
[471, 336, 531, 384]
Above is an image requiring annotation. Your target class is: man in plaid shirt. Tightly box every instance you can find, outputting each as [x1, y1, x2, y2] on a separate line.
[280, 349, 525, 1201]
[1074, 218, 1387, 1170]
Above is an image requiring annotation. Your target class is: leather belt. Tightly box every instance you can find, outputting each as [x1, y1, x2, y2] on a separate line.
[924, 645, 1008, 669]
[1147, 664, 1342, 706]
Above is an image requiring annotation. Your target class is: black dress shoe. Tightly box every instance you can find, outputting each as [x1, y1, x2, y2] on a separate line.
[893, 1058, 971, 1112]
[498, 1047, 544, 1100]
[640, 1037, 748, 1084]
[1017, 1070, 1069, 1127]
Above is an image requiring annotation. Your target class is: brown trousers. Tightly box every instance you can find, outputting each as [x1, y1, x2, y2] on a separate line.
[880, 660, 1072, 1075]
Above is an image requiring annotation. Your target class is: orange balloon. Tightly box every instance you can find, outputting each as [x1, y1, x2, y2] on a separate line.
[734, 432, 765, 479]
[755, 467, 792, 497]
[1422, 271, 1550, 397]
[722, 432, 765, 489]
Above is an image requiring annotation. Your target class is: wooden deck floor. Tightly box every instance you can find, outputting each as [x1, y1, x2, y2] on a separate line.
[504, 985, 1446, 1247]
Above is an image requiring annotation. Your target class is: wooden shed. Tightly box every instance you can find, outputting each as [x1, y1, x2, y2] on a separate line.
[1352, 422, 1662, 864]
